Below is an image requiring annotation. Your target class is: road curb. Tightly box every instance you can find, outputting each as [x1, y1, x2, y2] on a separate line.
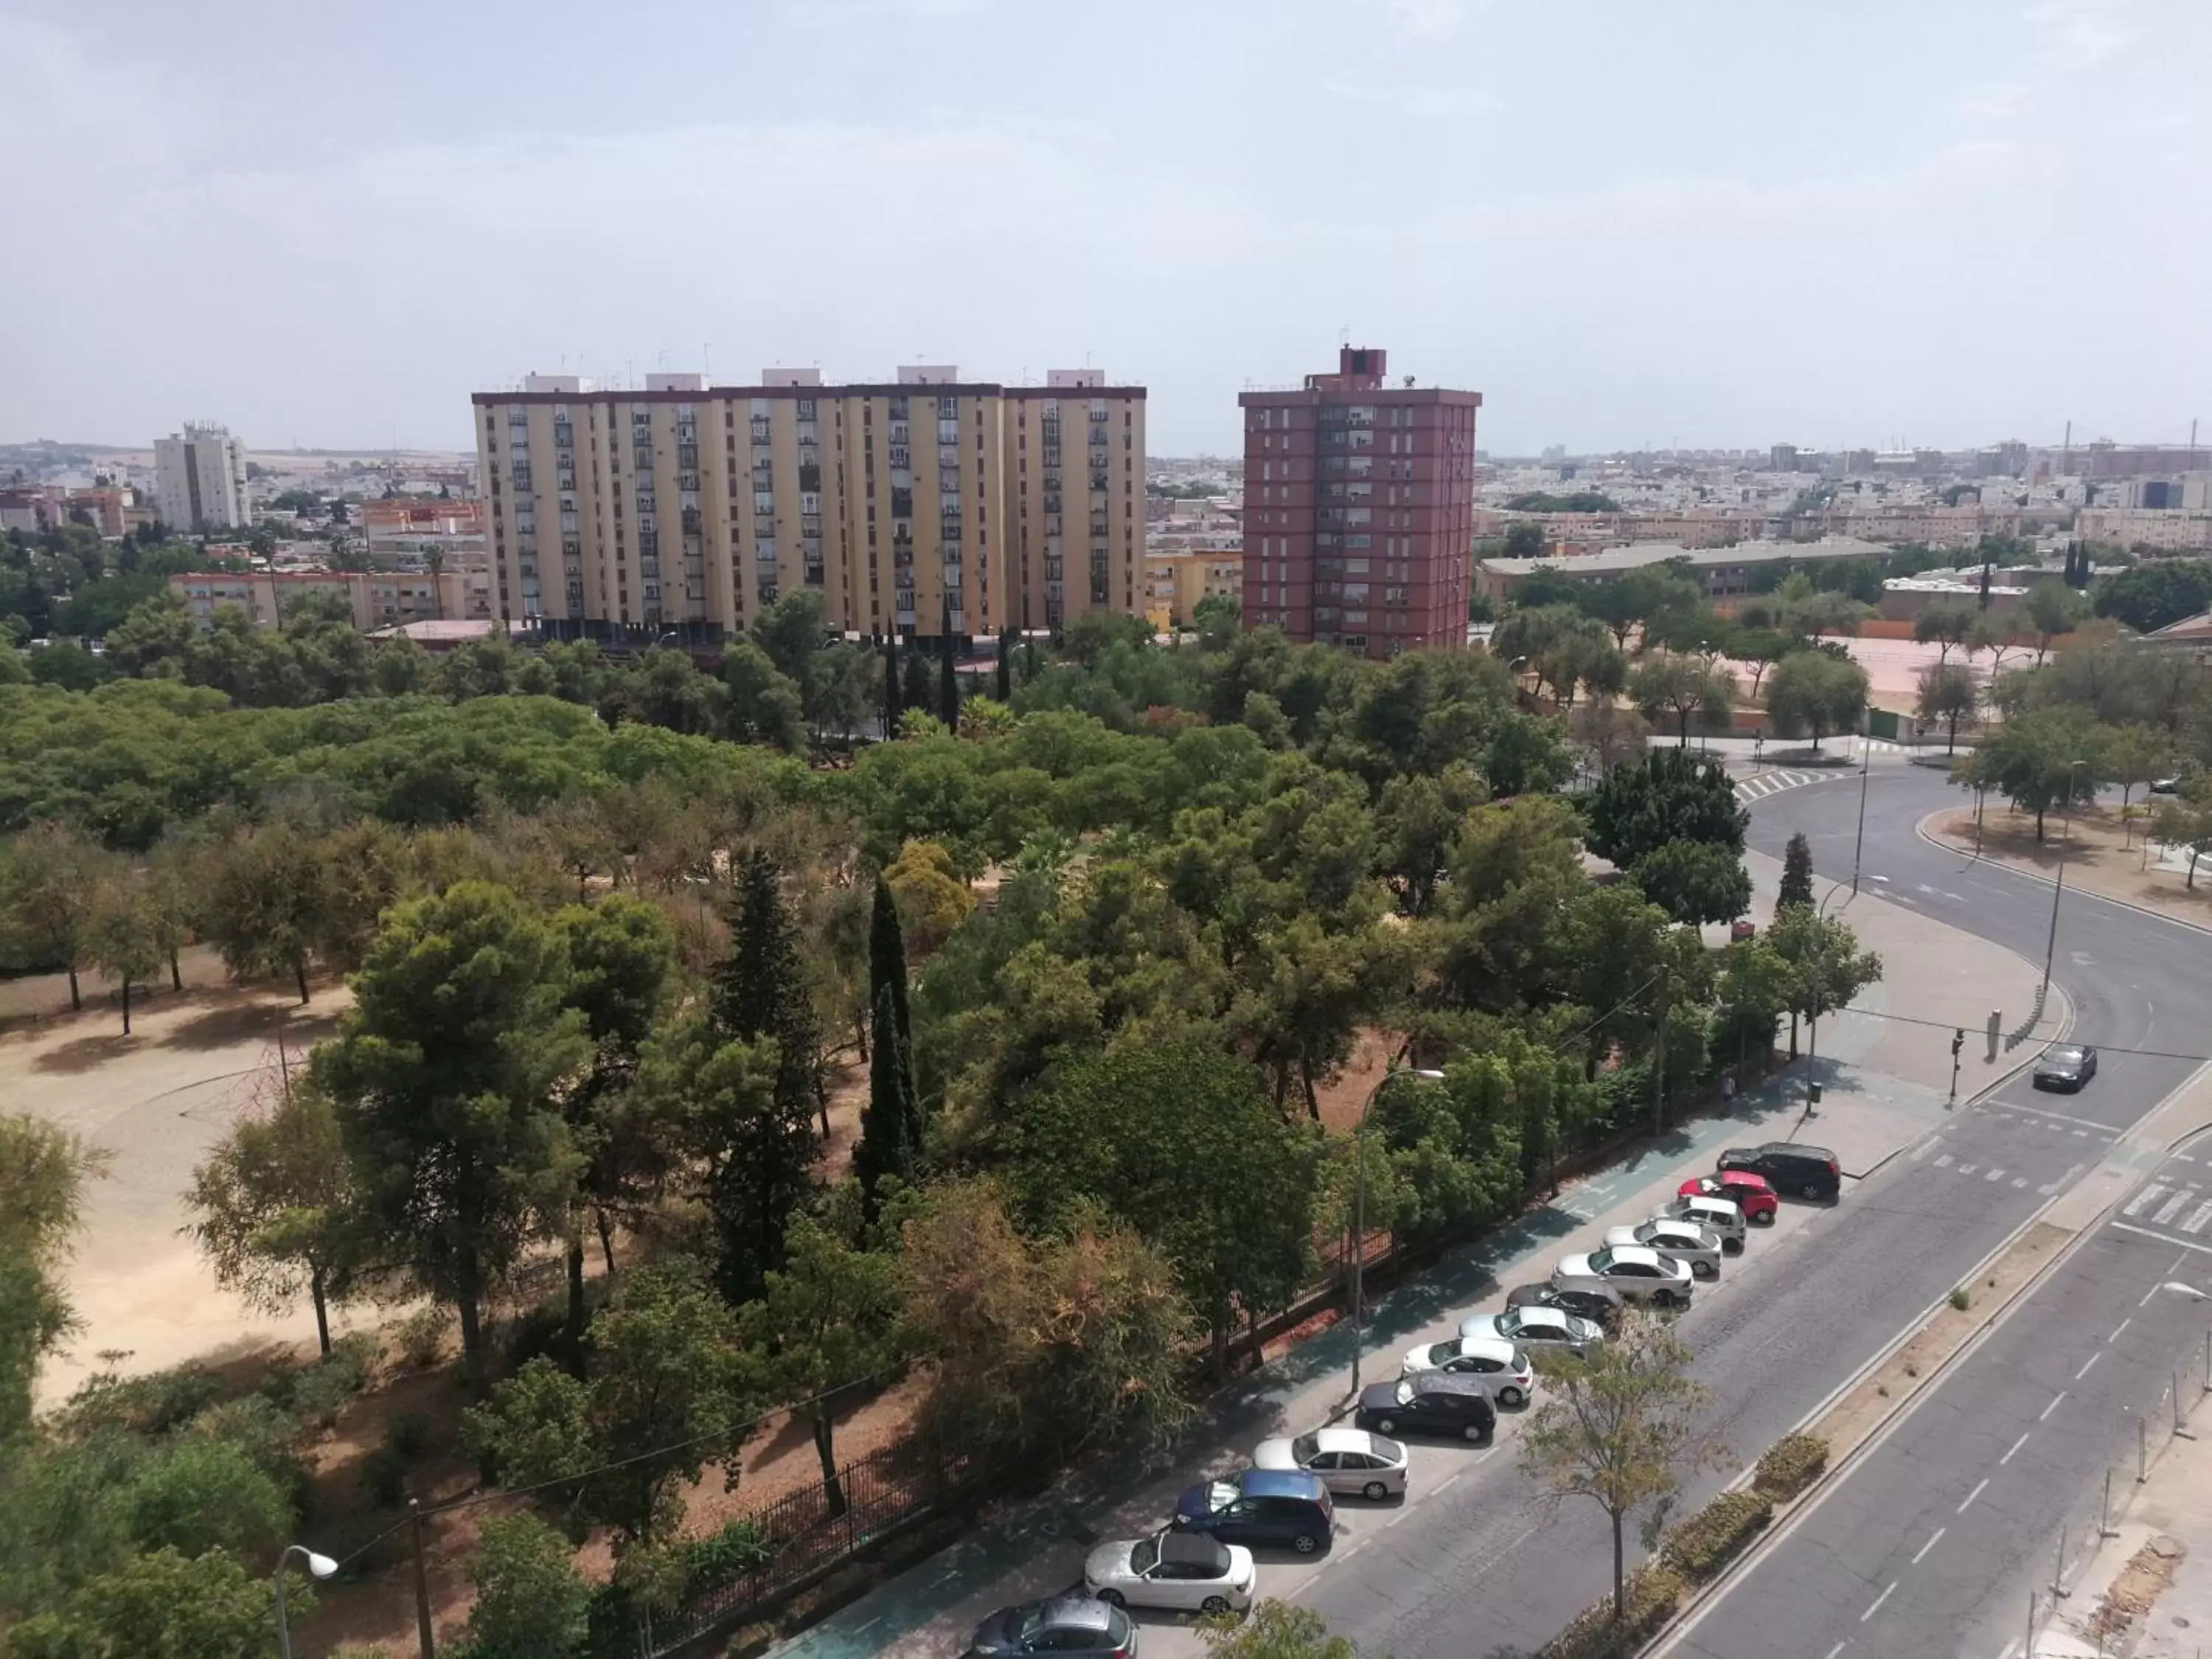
[1913, 810, 2212, 939]
[1645, 1092, 2212, 1658]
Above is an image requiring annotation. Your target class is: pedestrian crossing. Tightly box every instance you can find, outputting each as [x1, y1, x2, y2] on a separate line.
[1903, 1107, 2120, 1198]
[1734, 769, 1824, 803]
[2119, 1178, 2212, 1237]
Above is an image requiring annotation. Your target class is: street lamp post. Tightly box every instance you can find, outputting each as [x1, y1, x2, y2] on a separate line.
[274, 1543, 339, 1659]
[1850, 714, 1874, 894]
[2041, 759, 2090, 1001]
[1349, 1064, 1447, 1399]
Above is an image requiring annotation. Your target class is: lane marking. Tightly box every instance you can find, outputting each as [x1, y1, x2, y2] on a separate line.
[2185, 1202, 2212, 1235]
[1960, 1478, 1990, 1512]
[1435, 1468, 1467, 1495]
[2127, 1184, 2170, 1218]
[1935, 1153, 1955, 1169]
[1913, 1526, 1946, 1565]
[2042, 1391, 2067, 1421]
[1861, 1582, 1896, 1622]
[1984, 1167, 2005, 1182]
[2157, 1191, 2195, 1225]
[2000, 1101, 2115, 1133]
[2076, 1352, 2102, 1380]
[1824, 1644, 1847, 1659]
[2002, 1431, 2032, 1464]
[2013, 1177, 2028, 1188]
[1958, 1164, 1980, 1177]
[2110, 1318, 2132, 1344]
[2114, 1223, 2212, 1257]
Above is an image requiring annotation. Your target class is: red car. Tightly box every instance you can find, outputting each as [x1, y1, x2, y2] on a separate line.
[1679, 1171, 1779, 1225]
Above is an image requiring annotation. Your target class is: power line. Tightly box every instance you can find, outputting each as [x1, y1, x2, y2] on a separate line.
[1834, 1000, 2212, 1066]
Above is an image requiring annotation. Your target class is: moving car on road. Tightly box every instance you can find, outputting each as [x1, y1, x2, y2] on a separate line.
[967, 1596, 1138, 1658]
[1604, 1217, 1725, 1280]
[1680, 1170, 1779, 1225]
[1399, 1334, 1534, 1403]
[1459, 1304, 1604, 1357]
[1717, 1142, 1842, 1202]
[2034, 1043, 2099, 1091]
[1551, 1243, 1694, 1307]
[1503, 1281, 1624, 1328]
[1084, 1528, 1254, 1615]
[1654, 1191, 1747, 1252]
[1354, 1373, 1498, 1443]
[1171, 1468, 1334, 1555]
[1253, 1427, 1408, 1500]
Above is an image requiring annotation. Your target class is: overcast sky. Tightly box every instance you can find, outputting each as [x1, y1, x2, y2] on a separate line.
[4, 0, 2205, 458]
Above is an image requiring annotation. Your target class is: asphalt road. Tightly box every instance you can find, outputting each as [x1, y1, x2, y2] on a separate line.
[1641, 765, 2212, 1659]
[1295, 765, 2212, 1659]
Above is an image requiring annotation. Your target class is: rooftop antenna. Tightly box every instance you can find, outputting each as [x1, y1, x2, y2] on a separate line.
[704, 342, 712, 382]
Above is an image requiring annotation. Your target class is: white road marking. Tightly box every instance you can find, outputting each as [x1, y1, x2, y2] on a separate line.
[2000, 1102, 2113, 1133]
[1435, 1468, 1467, 1495]
[2127, 1184, 2170, 1218]
[1984, 1167, 2005, 1182]
[1958, 1164, 1979, 1177]
[1913, 1527, 1947, 1565]
[2013, 1178, 2028, 1188]
[2076, 1352, 2102, 1380]
[2183, 1203, 2212, 1235]
[1935, 1153, 1955, 1169]
[1823, 1644, 1848, 1659]
[2110, 1318, 2132, 1344]
[1959, 1478, 1990, 1512]
[2002, 1431, 2032, 1464]
[1861, 1582, 1897, 1622]
[1909, 1140, 1934, 1162]
[2074, 1129, 2090, 1137]
[2157, 1191, 2196, 1225]
[2042, 1391, 2067, 1421]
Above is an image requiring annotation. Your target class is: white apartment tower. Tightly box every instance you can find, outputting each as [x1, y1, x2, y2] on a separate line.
[154, 422, 250, 531]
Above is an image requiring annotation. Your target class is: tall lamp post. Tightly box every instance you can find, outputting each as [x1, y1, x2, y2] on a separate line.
[274, 1543, 339, 1659]
[2041, 759, 2091, 1001]
[1349, 1064, 1447, 1398]
[1850, 712, 1874, 894]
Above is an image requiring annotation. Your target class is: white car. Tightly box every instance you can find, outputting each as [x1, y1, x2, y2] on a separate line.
[1084, 1527, 1256, 1614]
[1253, 1427, 1409, 1500]
[1654, 1192, 1746, 1253]
[1552, 1243, 1695, 1307]
[1460, 1304, 1604, 1357]
[1604, 1218, 1725, 1280]
[1399, 1333, 1535, 1404]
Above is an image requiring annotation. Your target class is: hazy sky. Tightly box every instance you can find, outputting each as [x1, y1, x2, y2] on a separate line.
[5, 0, 2206, 457]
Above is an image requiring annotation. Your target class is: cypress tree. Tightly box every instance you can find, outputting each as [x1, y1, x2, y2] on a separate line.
[854, 876, 919, 1213]
[882, 636, 902, 739]
[1778, 831, 1815, 911]
[901, 647, 932, 716]
[939, 600, 961, 729]
[995, 625, 1013, 703]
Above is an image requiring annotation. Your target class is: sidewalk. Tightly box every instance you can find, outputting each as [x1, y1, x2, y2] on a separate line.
[1927, 802, 2212, 935]
[773, 864, 2055, 1659]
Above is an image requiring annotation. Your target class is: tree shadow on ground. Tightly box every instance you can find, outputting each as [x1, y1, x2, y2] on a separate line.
[159, 997, 341, 1053]
[30, 1029, 137, 1074]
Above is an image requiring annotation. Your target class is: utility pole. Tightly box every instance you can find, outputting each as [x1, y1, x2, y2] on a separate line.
[1950, 1027, 1965, 1107]
[408, 1499, 437, 1658]
[1850, 712, 1873, 894]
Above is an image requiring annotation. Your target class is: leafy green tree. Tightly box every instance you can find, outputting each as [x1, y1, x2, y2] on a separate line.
[82, 863, 164, 1034]
[1711, 936, 1795, 1074]
[1197, 1601, 1371, 1658]
[197, 808, 403, 1003]
[8, 1545, 299, 1659]
[1912, 602, 1975, 667]
[1192, 594, 1240, 649]
[2025, 579, 2093, 665]
[184, 1080, 365, 1356]
[102, 594, 197, 678]
[751, 591, 830, 714]
[1972, 708, 2112, 840]
[1966, 611, 2018, 678]
[1374, 766, 1484, 919]
[1629, 840, 1751, 928]
[739, 1197, 905, 1510]
[881, 637, 902, 738]
[2108, 725, 2176, 845]
[2093, 559, 2212, 633]
[458, 1513, 591, 1659]
[900, 644, 933, 715]
[1588, 562, 1703, 651]
[313, 882, 591, 1382]
[1585, 748, 1745, 869]
[1727, 627, 1793, 701]
[719, 639, 805, 751]
[1915, 662, 1980, 754]
[1501, 521, 1546, 559]
[1482, 710, 1574, 796]
[1518, 1312, 1725, 1623]
[1630, 653, 1737, 747]
[939, 633, 960, 730]
[1778, 831, 1815, 910]
[855, 877, 920, 1211]
[0, 821, 105, 1010]
[1765, 905, 1883, 1058]
[1559, 884, 1699, 1078]
[1763, 650, 1869, 751]
[0, 1115, 104, 1443]
[2152, 780, 2212, 890]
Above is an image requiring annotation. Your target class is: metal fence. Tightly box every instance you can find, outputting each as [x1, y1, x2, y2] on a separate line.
[626, 1433, 998, 1657]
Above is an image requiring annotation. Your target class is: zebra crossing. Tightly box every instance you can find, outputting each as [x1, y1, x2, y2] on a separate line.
[1734, 769, 1825, 803]
[1905, 1105, 2118, 1197]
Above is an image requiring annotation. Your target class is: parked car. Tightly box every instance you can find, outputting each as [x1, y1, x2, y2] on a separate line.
[1172, 1468, 1334, 1555]
[1654, 1192, 1747, 1252]
[967, 1596, 1138, 1658]
[1459, 1304, 1604, 1357]
[1717, 1142, 1842, 1202]
[2034, 1043, 2099, 1091]
[1085, 1528, 1253, 1615]
[1503, 1280, 1624, 1328]
[1551, 1244, 1694, 1307]
[1604, 1217, 1725, 1280]
[1253, 1427, 1409, 1500]
[1354, 1373, 1498, 1443]
[2152, 776, 2183, 795]
[1680, 1171, 1779, 1225]
[1399, 1334, 1534, 1404]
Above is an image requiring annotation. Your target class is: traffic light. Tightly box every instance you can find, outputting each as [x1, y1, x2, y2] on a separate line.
[1952, 1028, 1966, 1058]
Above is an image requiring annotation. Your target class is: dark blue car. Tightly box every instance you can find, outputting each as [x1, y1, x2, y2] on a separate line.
[1170, 1467, 1334, 1555]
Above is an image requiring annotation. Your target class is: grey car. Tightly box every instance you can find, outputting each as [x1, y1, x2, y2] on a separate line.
[2034, 1043, 2098, 1091]
[1252, 1427, 1409, 1500]
[967, 1595, 1136, 1658]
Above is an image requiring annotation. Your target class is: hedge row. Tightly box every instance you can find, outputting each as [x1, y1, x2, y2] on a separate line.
[1660, 1489, 1774, 1584]
[1753, 1432, 1829, 1500]
[1539, 1566, 1687, 1659]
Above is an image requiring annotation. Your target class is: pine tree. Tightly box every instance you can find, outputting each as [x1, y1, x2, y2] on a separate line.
[995, 625, 1013, 703]
[882, 636, 902, 739]
[855, 876, 919, 1211]
[1778, 830, 1815, 911]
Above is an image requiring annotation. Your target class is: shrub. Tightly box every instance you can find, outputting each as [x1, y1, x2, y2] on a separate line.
[1660, 1488, 1773, 1583]
[1540, 1566, 1686, 1659]
[386, 1411, 432, 1459]
[360, 1445, 411, 1508]
[681, 1519, 770, 1593]
[265, 1332, 383, 1427]
[459, 1512, 591, 1659]
[394, 1307, 451, 1370]
[1752, 1432, 1829, 1500]
[1949, 1286, 1971, 1312]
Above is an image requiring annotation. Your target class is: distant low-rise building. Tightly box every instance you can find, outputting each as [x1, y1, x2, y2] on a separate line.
[361, 499, 489, 565]
[168, 566, 492, 631]
[1476, 536, 1892, 605]
[1879, 575, 2027, 620]
[1144, 546, 1243, 629]
[2073, 508, 2212, 553]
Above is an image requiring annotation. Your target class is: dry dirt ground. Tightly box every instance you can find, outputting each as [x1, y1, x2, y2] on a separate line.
[1933, 802, 2212, 929]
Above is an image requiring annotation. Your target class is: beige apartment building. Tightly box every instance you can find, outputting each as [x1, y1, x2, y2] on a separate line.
[169, 566, 493, 630]
[1144, 546, 1243, 630]
[471, 366, 1145, 641]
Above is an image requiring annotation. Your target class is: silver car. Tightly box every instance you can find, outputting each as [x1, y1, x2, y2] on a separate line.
[1460, 1304, 1604, 1357]
[1552, 1243, 1695, 1307]
[1654, 1192, 1746, 1253]
[1083, 1528, 1253, 1615]
[1253, 1427, 1409, 1500]
[1604, 1218, 1725, 1280]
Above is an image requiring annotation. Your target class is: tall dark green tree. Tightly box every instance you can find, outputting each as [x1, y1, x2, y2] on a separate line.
[882, 636, 902, 738]
[939, 602, 961, 729]
[1585, 748, 1747, 869]
[900, 644, 932, 716]
[853, 877, 919, 1212]
[995, 626, 1014, 702]
[1778, 830, 1815, 911]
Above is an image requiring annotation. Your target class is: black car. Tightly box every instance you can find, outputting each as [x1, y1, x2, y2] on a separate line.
[1717, 1141, 1841, 1201]
[1171, 1468, 1334, 1555]
[967, 1595, 1137, 1658]
[1503, 1281, 1623, 1330]
[2033, 1043, 2099, 1091]
[1354, 1373, 1498, 1443]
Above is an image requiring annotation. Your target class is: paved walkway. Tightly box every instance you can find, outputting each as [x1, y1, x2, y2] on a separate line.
[776, 862, 2054, 1659]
